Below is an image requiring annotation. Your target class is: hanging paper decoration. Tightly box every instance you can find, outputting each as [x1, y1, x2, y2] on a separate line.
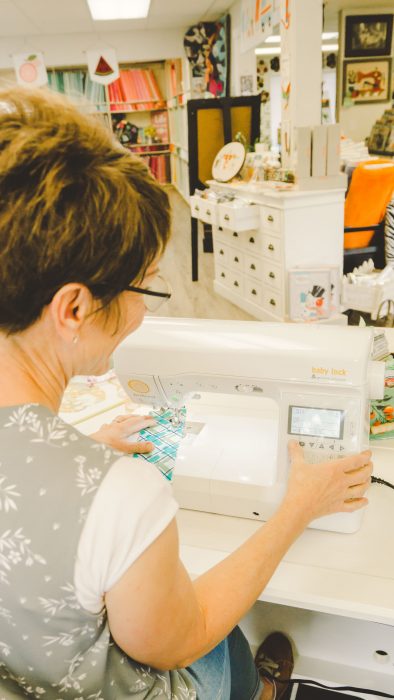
[13, 52, 48, 88]
[240, 0, 280, 52]
[86, 49, 119, 85]
[184, 15, 230, 98]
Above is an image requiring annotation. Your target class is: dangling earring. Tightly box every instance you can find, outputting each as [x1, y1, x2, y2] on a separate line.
[72, 335, 79, 345]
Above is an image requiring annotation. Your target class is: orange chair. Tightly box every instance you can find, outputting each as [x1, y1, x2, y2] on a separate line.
[343, 159, 394, 273]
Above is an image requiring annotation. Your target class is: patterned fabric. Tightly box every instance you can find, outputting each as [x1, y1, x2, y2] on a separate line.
[134, 408, 187, 481]
[384, 198, 394, 267]
[0, 404, 196, 699]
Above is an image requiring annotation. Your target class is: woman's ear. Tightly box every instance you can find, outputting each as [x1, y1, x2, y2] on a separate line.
[49, 284, 93, 343]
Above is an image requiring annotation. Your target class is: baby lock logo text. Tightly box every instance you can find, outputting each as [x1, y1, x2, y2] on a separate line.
[312, 367, 348, 378]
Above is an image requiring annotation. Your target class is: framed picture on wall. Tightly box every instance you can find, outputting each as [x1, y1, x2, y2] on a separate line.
[344, 14, 393, 57]
[342, 58, 392, 104]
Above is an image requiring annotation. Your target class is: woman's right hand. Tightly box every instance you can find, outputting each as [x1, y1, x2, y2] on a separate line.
[284, 441, 373, 524]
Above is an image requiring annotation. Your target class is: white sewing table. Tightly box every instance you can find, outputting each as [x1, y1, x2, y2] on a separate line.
[60, 333, 394, 699]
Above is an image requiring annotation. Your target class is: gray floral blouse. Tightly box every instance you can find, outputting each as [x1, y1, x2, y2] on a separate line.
[0, 404, 196, 699]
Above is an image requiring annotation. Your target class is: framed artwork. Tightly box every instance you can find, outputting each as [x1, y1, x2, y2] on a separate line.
[184, 15, 231, 98]
[342, 58, 392, 105]
[344, 14, 393, 57]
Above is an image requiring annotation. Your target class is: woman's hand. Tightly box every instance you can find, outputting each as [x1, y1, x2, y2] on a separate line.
[90, 413, 156, 454]
[284, 441, 373, 524]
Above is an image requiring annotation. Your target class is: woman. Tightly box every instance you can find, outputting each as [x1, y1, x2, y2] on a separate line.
[0, 88, 372, 700]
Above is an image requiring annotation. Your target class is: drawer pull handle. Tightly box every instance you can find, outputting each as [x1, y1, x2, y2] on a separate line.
[267, 215, 274, 222]
[269, 298, 276, 306]
[195, 205, 200, 211]
[224, 214, 230, 221]
[206, 209, 211, 215]
[250, 264, 256, 270]
[219, 226, 223, 231]
[219, 249, 224, 255]
[251, 289, 257, 295]
[269, 271, 275, 279]
[268, 243, 275, 251]
[234, 281, 239, 287]
[249, 237, 255, 244]
[234, 256, 239, 263]
[233, 231, 238, 237]
[221, 272, 226, 278]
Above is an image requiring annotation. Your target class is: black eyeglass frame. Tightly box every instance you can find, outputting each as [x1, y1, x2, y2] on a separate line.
[125, 284, 171, 301]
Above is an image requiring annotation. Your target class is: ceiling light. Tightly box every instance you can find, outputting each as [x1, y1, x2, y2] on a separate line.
[87, 0, 151, 20]
[266, 35, 281, 43]
[322, 32, 338, 40]
[262, 31, 338, 45]
[322, 43, 339, 51]
[255, 47, 281, 55]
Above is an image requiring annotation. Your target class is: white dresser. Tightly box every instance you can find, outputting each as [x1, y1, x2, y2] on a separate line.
[191, 182, 346, 321]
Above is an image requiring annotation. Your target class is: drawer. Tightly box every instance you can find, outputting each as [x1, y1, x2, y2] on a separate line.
[212, 225, 248, 250]
[244, 253, 263, 279]
[214, 241, 228, 267]
[190, 195, 218, 225]
[262, 233, 282, 263]
[260, 205, 281, 234]
[243, 230, 263, 254]
[227, 247, 245, 273]
[215, 264, 231, 287]
[262, 287, 283, 316]
[244, 278, 263, 306]
[227, 271, 244, 296]
[263, 262, 282, 291]
[218, 202, 260, 231]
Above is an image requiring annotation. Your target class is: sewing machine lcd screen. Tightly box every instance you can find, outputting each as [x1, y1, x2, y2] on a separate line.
[288, 406, 344, 439]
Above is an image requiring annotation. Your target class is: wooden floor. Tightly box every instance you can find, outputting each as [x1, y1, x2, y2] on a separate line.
[154, 187, 254, 321]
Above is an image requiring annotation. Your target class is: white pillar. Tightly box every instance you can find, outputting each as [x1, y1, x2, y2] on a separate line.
[280, 0, 323, 168]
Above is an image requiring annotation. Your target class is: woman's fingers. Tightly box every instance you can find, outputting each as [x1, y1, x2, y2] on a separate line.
[113, 439, 154, 454]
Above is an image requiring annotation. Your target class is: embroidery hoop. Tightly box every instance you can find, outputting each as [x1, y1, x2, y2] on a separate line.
[212, 142, 246, 182]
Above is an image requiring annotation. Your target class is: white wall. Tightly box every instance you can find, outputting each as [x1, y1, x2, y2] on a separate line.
[0, 28, 185, 71]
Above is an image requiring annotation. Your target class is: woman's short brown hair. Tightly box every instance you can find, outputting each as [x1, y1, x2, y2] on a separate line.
[0, 87, 171, 334]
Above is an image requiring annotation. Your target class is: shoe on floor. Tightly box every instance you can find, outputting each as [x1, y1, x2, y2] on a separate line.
[254, 631, 294, 700]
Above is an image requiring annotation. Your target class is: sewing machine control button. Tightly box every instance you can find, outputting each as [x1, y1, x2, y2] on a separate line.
[298, 441, 305, 447]
[127, 379, 150, 394]
[236, 384, 256, 393]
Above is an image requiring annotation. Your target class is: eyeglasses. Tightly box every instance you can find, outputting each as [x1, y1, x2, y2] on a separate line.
[125, 274, 172, 312]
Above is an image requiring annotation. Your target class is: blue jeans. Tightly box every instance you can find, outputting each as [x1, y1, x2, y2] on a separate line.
[183, 626, 263, 700]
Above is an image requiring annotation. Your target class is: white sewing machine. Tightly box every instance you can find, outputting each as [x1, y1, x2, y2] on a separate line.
[114, 318, 385, 534]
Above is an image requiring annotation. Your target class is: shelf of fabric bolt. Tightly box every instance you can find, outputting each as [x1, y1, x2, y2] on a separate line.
[58, 353, 394, 695]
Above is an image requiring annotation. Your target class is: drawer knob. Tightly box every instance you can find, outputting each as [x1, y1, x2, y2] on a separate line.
[251, 289, 257, 295]
[219, 249, 224, 255]
[233, 231, 238, 237]
[269, 271, 275, 279]
[221, 272, 226, 278]
[249, 237, 255, 244]
[234, 256, 239, 263]
[224, 214, 230, 221]
[206, 209, 211, 215]
[195, 205, 200, 211]
[234, 281, 239, 287]
[269, 298, 276, 306]
[219, 226, 223, 231]
[267, 215, 274, 222]
[250, 264, 256, 270]
[268, 243, 275, 251]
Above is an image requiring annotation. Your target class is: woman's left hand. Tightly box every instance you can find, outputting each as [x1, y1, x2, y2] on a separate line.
[90, 413, 156, 454]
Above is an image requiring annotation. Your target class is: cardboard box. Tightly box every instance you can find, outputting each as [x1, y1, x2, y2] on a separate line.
[326, 124, 341, 176]
[293, 126, 311, 179]
[312, 125, 327, 177]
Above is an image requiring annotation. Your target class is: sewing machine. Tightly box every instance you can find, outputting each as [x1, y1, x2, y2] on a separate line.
[114, 318, 385, 534]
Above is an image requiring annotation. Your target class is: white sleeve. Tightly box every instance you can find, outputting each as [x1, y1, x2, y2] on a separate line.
[74, 456, 179, 613]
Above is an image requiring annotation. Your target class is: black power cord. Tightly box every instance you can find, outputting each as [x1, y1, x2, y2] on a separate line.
[372, 475, 394, 490]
